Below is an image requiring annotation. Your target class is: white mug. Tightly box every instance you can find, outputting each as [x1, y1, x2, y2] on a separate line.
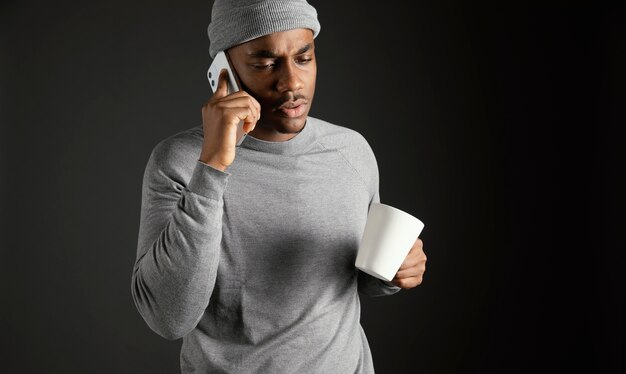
[355, 203, 425, 282]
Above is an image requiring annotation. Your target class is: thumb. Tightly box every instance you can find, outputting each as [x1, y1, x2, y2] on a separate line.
[213, 69, 229, 98]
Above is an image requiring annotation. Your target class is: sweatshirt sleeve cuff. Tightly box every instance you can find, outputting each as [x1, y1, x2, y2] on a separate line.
[187, 160, 230, 200]
[381, 279, 401, 291]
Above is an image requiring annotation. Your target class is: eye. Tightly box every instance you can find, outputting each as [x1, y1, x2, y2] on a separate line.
[249, 58, 276, 70]
[296, 56, 313, 65]
[251, 63, 274, 70]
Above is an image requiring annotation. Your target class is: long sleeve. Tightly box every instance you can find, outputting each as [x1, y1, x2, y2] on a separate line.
[333, 131, 402, 297]
[131, 140, 229, 340]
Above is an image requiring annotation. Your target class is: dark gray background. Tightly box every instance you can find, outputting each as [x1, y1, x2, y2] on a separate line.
[1, 1, 623, 373]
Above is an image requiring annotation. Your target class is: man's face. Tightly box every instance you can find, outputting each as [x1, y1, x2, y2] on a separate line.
[227, 28, 316, 140]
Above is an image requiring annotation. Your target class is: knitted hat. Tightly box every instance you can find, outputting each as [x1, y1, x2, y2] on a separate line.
[208, 0, 321, 58]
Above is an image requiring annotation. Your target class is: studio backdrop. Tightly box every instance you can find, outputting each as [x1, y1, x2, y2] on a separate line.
[0, 1, 622, 373]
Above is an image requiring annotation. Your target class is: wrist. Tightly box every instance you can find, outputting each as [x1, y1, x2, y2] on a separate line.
[199, 152, 228, 172]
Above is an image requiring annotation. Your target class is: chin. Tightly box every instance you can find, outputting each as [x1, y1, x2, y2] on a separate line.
[273, 115, 307, 134]
[283, 118, 307, 133]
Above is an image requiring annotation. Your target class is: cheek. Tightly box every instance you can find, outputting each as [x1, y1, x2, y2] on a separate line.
[306, 65, 317, 88]
[307, 75, 316, 93]
[236, 70, 269, 96]
[238, 81, 274, 111]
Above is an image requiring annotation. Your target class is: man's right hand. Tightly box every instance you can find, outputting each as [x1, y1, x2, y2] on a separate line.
[199, 69, 261, 171]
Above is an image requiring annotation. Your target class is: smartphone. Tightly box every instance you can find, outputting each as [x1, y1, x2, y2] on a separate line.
[207, 50, 247, 146]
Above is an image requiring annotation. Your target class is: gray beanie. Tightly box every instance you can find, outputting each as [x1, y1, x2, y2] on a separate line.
[208, 0, 321, 58]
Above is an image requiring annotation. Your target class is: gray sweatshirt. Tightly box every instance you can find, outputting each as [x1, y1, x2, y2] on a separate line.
[131, 116, 401, 373]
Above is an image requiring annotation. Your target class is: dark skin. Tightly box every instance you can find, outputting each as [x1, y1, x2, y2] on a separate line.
[199, 28, 426, 289]
[199, 28, 315, 170]
[228, 29, 317, 141]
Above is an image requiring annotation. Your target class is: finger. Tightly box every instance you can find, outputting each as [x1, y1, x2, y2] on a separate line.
[216, 90, 249, 100]
[398, 252, 426, 270]
[218, 94, 261, 123]
[223, 107, 255, 124]
[395, 264, 426, 279]
[242, 119, 257, 133]
[224, 92, 261, 122]
[392, 276, 424, 289]
[252, 96, 261, 121]
[222, 106, 257, 136]
[414, 238, 424, 249]
[213, 69, 230, 98]
[398, 255, 420, 270]
[222, 108, 259, 134]
[216, 95, 257, 108]
[398, 241, 426, 270]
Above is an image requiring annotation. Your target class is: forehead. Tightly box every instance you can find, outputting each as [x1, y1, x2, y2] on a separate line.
[234, 28, 314, 55]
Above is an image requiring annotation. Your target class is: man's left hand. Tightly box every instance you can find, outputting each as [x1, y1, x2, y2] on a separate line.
[389, 238, 427, 289]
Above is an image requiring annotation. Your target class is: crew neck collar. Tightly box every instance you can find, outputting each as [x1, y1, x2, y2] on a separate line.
[239, 117, 316, 155]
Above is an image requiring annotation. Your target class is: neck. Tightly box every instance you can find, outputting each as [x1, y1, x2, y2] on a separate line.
[248, 122, 302, 142]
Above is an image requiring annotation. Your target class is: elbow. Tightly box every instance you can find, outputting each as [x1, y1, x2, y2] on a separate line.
[132, 295, 197, 341]
[151, 321, 192, 341]
[131, 274, 202, 341]
[144, 308, 202, 341]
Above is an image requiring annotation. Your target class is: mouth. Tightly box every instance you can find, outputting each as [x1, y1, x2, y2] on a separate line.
[276, 99, 308, 118]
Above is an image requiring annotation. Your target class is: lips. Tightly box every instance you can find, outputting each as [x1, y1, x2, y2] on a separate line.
[277, 99, 308, 118]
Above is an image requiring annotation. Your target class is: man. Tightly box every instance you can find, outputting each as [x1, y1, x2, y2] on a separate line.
[131, 0, 427, 373]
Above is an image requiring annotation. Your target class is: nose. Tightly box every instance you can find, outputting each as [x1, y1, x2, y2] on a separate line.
[276, 61, 303, 93]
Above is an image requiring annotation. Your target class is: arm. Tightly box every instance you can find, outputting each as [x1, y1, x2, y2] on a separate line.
[356, 192, 427, 295]
[350, 133, 426, 295]
[357, 188, 428, 295]
[131, 70, 260, 340]
[131, 148, 229, 340]
[358, 271, 402, 297]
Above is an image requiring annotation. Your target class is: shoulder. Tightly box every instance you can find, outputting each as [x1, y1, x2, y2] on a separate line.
[309, 116, 379, 192]
[144, 125, 204, 186]
[150, 125, 203, 163]
[310, 116, 373, 153]
[309, 117, 378, 172]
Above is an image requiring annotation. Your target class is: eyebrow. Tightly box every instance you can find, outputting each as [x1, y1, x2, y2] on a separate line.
[248, 43, 313, 58]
